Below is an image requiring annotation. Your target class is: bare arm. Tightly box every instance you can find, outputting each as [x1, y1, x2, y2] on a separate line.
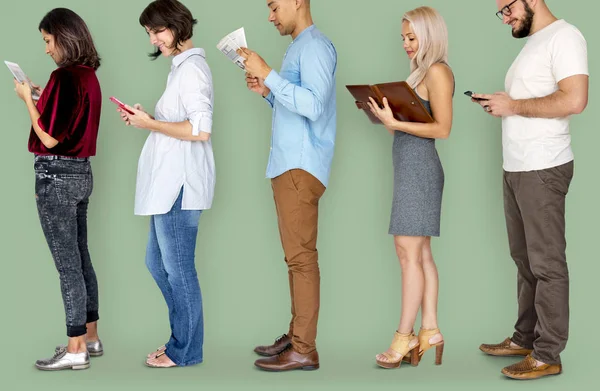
[512, 74, 588, 118]
[119, 106, 211, 142]
[15, 80, 59, 149]
[146, 119, 211, 142]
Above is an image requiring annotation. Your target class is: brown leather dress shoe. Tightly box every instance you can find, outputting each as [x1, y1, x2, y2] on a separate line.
[254, 334, 292, 357]
[501, 355, 562, 380]
[254, 347, 319, 372]
[479, 338, 533, 357]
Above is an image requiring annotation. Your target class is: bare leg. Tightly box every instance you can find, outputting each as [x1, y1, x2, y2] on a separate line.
[420, 237, 443, 344]
[376, 236, 425, 363]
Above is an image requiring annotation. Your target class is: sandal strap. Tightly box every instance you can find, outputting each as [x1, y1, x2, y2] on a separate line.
[389, 331, 418, 356]
[418, 328, 443, 351]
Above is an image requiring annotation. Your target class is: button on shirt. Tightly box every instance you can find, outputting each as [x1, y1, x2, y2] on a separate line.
[135, 48, 215, 215]
[263, 25, 337, 187]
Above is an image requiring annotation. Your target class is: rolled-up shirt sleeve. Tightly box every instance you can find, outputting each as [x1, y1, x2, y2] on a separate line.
[178, 62, 213, 136]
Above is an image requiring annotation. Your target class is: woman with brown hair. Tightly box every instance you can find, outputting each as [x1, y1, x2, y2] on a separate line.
[116, 0, 214, 368]
[13, 8, 103, 371]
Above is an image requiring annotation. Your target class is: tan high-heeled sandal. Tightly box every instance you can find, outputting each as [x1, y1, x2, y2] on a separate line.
[403, 328, 444, 365]
[376, 331, 420, 369]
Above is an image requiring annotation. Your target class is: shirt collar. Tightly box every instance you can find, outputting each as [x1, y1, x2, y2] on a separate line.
[172, 48, 205, 69]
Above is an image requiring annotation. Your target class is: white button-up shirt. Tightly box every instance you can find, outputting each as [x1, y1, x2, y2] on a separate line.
[134, 48, 215, 215]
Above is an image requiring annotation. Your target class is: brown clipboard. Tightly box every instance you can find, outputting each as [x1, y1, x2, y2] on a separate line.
[346, 81, 434, 124]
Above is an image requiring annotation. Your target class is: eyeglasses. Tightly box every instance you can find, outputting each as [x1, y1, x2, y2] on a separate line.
[496, 0, 518, 20]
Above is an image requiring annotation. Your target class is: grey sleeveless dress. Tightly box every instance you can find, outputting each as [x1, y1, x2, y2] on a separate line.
[389, 96, 444, 237]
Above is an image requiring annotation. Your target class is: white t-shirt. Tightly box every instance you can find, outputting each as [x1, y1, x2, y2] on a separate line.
[503, 19, 588, 172]
[135, 48, 215, 216]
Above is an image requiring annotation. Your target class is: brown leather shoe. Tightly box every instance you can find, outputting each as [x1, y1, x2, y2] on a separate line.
[253, 334, 292, 357]
[254, 347, 319, 372]
[479, 338, 533, 357]
[501, 355, 562, 380]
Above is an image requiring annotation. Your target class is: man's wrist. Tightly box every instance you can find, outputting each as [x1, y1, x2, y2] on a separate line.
[261, 66, 273, 80]
[509, 99, 520, 116]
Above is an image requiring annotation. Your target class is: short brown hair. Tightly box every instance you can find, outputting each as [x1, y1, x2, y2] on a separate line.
[139, 0, 197, 60]
[38, 8, 101, 70]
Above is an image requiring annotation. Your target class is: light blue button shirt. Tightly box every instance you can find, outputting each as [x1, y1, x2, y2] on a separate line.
[263, 25, 337, 187]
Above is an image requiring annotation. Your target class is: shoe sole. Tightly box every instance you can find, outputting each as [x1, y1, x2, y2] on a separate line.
[502, 370, 562, 380]
[89, 351, 103, 357]
[480, 348, 532, 357]
[376, 362, 401, 369]
[481, 351, 532, 357]
[35, 363, 90, 371]
[254, 364, 319, 372]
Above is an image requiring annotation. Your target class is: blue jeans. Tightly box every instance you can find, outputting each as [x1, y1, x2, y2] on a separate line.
[145, 189, 203, 366]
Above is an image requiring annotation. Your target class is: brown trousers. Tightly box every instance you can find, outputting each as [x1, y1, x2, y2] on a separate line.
[271, 169, 325, 354]
[504, 161, 574, 365]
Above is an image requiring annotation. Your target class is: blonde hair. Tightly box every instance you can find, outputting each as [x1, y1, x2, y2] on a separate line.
[402, 6, 449, 88]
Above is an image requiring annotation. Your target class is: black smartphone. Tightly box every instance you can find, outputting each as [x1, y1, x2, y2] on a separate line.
[464, 91, 488, 101]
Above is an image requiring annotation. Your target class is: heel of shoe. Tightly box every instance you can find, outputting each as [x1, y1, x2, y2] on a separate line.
[302, 364, 319, 371]
[72, 363, 90, 370]
[410, 346, 420, 367]
[435, 342, 444, 365]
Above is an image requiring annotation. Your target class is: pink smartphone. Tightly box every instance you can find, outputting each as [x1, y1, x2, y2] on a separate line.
[109, 96, 135, 115]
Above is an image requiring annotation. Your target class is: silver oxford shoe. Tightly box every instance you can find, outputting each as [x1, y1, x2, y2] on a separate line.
[35, 346, 90, 371]
[55, 339, 103, 357]
[86, 340, 103, 357]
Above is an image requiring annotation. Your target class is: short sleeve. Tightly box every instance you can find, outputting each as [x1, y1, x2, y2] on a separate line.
[551, 27, 588, 83]
[37, 69, 81, 141]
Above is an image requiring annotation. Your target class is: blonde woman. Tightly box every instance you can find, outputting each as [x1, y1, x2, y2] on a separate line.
[367, 6, 454, 369]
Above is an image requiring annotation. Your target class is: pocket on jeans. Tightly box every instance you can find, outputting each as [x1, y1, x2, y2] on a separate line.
[54, 174, 90, 205]
[535, 165, 571, 196]
[288, 170, 301, 193]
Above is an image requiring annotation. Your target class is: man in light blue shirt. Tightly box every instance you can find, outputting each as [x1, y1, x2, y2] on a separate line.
[238, 0, 336, 372]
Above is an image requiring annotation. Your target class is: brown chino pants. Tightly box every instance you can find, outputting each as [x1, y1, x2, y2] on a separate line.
[271, 169, 325, 354]
[503, 161, 574, 365]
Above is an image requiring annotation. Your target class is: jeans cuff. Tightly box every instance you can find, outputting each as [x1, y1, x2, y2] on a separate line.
[86, 311, 99, 324]
[165, 342, 203, 367]
[67, 324, 87, 337]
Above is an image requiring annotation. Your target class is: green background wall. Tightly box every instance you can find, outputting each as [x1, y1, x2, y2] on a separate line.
[0, 0, 596, 389]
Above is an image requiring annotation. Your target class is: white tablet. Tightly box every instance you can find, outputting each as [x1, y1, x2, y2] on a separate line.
[4, 61, 41, 100]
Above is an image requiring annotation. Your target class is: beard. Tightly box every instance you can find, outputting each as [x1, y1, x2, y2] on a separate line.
[512, 0, 535, 38]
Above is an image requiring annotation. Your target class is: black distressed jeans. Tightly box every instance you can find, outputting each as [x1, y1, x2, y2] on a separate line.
[34, 155, 99, 337]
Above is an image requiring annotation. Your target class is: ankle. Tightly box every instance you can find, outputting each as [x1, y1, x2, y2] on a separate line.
[533, 358, 546, 367]
[67, 337, 88, 353]
[509, 341, 523, 349]
[85, 334, 99, 342]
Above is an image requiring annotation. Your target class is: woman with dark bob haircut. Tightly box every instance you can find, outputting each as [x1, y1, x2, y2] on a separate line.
[116, 0, 215, 368]
[13, 8, 103, 371]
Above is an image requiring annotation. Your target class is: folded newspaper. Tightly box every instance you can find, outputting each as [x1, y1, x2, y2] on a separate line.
[216, 27, 248, 70]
